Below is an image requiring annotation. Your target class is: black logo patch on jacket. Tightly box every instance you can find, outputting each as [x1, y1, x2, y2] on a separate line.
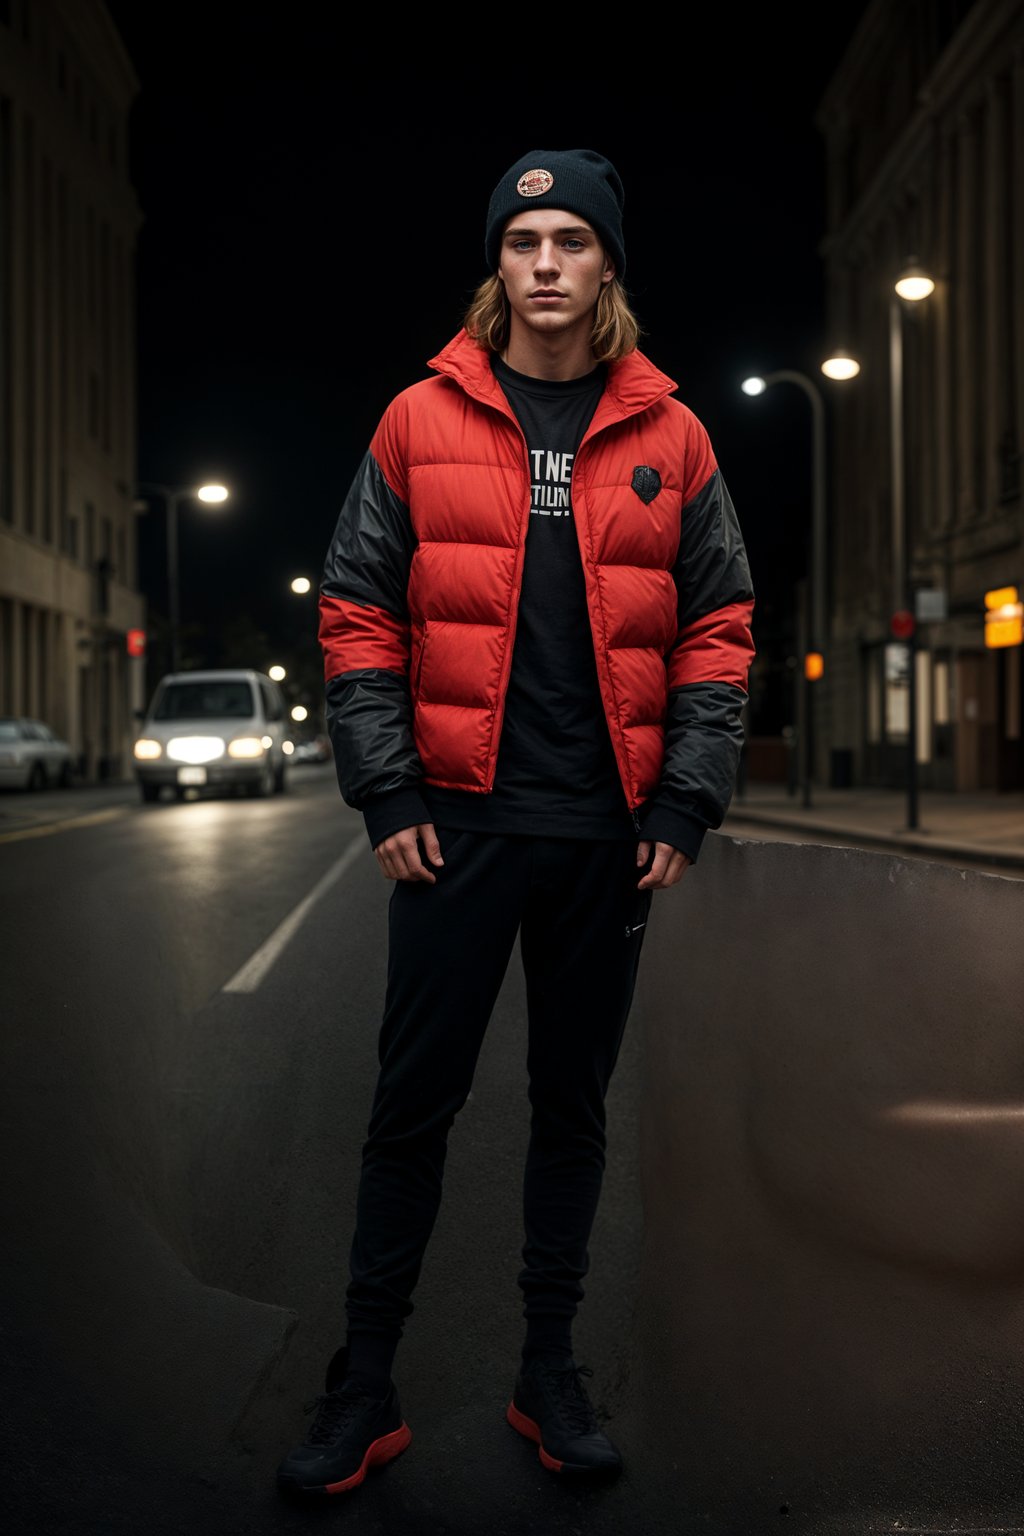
[631, 465, 662, 504]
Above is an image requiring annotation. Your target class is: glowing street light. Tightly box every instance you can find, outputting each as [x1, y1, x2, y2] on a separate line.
[290, 576, 312, 595]
[820, 349, 861, 381]
[894, 263, 935, 302]
[291, 705, 308, 722]
[133, 480, 232, 672]
[890, 258, 936, 831]
[268, 665, 286, 682]
[741, 364, 857, 807]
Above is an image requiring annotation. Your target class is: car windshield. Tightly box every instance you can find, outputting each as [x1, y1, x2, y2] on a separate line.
[152, 682, 255, 721]
[0, 720, 20, 740]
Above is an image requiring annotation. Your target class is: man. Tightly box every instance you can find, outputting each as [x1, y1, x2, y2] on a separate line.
[277, 147, 755, 1500]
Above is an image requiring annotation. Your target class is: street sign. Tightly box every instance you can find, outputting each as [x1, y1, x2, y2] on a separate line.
[915, 588, 947, 622]
[984, 586, 1023, 649]
[126, 628, 146, 657]
[891, 609, 915, 639]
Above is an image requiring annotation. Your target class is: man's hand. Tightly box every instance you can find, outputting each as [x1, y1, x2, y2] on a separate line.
[374, 822, 444, 883]
[636, 839, 691, 890]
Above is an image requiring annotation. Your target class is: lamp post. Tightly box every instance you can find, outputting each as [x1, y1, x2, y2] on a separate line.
[741, 368, 836, 808]
[889, 260, 935, 831]
[134, 481, 230, 673]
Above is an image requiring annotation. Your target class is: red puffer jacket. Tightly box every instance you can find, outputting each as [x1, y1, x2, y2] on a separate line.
[320, 327, 755, 857]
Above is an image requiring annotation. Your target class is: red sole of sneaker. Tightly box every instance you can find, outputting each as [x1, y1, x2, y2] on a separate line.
[324, 1421, 412, 1493]
[506, 1401, 564, 1472]
[279, 1421, 412, 1498]
[506, 1400, 622, 1477]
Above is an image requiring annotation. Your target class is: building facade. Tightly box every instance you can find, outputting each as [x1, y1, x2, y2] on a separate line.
[0, 0, 144, 780]
[817, 0, 1023, 792]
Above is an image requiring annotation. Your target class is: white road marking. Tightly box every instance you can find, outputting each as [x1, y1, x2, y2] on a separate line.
[222, 830, 366, 993]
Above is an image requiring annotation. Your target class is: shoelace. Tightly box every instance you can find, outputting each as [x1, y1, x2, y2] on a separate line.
[301, 1384, 377, 1447]
[534, 1362, 599, 1437]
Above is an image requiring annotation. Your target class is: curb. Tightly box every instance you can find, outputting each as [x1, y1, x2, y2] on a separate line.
[723, 809, 1024, 872]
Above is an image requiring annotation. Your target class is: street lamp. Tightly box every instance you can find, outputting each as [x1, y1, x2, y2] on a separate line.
[890, 258, 935, 831]
[290, 576, 312, 595]
[820, 349, 861, 382]
[134, 481, 231, 673]
[741, 368, 832, 808]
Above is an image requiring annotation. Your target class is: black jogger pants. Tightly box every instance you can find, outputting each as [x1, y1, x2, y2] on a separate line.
[344, 826, 653, 1343]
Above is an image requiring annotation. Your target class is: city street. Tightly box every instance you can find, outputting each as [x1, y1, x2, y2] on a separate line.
[0, 767, 646, 1536]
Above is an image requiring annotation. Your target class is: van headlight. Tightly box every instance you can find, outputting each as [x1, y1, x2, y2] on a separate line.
[134, 739, 162, 760]
[228, 737, 265, 758]
[168, 736, 225, 764]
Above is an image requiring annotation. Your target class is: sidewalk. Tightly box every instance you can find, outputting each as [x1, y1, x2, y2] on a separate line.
[725, 780, 1024, 871]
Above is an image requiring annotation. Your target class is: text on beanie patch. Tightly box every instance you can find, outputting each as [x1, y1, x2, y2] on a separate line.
[516, 169, 554, 198]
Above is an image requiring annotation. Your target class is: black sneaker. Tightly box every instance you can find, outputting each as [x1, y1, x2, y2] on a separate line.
[506, 1356, 623, 1476]
[276, 1344, 412, 1498]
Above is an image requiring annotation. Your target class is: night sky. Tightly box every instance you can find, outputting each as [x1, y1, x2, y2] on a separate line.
[105, 5, 871, 724]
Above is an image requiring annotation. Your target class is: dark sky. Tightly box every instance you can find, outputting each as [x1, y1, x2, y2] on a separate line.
[105, 5, 871, 717]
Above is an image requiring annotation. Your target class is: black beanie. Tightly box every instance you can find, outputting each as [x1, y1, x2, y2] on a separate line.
[484, 149, 626, 280]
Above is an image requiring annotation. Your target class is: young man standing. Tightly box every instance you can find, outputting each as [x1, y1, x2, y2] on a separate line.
[277, 148, 755, 1500]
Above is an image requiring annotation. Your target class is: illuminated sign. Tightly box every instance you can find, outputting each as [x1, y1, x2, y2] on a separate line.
[984, 587, 1023, 649]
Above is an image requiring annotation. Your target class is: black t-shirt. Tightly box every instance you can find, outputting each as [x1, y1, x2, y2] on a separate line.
[423, 354, 635, 841]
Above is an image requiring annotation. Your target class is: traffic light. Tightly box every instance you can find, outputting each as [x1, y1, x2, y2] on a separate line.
[126, 628, 146, 657]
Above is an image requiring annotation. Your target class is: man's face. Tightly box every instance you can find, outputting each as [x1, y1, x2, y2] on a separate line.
[497, 208, 615, 339]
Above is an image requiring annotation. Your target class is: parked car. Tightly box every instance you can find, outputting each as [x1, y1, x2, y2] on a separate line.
[291, 732, 332, 765]
[133, 669, 291, 803]
[0, 717, 75, 790]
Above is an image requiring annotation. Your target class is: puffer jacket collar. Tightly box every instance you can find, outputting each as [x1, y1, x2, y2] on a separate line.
[427, 327, 679, 430]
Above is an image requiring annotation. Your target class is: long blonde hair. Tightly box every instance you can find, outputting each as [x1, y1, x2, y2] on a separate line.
[463, 273, 642, 364]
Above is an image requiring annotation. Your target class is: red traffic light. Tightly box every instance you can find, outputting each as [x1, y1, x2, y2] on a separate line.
[890, 610, 915, 640]
[126, 628, 146, 657]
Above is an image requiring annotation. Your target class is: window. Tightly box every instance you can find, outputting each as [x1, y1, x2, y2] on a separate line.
[260, 680, 284, 721]
[884, 643, 910, 739]
[153, 681, 256, 721]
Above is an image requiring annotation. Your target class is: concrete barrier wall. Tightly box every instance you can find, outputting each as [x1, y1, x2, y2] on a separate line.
[626, 831, 1024, 1533]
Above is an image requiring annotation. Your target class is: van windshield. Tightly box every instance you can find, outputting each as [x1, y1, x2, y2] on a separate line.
[152, 681, 255, 721]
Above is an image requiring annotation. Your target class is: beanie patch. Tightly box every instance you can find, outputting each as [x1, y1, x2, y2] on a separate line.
[516, 168, 554, 198]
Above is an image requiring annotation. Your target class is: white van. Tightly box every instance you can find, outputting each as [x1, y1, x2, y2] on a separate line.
[133, 669, 291, 803]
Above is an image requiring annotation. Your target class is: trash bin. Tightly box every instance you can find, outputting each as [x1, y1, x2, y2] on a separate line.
[830, 748, 854, 789]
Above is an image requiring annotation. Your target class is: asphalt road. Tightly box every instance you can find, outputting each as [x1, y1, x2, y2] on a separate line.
[0, 768, 649, 1536]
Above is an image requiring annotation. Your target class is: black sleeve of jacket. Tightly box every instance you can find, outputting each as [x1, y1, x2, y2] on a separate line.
[638, 684, 748, 863]
[320, 447, 429, 847]
[641, 467, 755, 864]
